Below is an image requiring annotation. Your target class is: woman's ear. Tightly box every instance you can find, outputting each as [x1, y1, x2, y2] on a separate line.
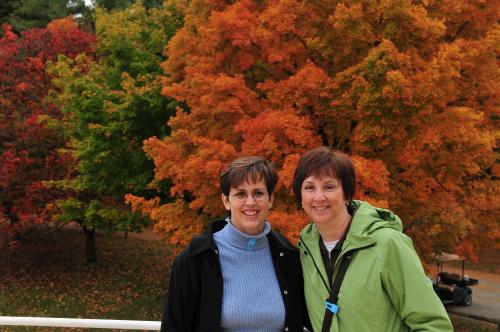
[269, 193, 274, 209]
[221, 194, 231, 211]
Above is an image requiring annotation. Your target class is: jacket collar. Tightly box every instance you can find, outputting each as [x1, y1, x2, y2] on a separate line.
[300, 200, 403, 252]
[189, 218, 296, 257]
[267, 229, 297, 253]
[300, 201, 375, 253]
[188, 219, 226, 257]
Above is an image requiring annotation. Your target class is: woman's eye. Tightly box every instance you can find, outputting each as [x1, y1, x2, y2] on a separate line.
[235, 192, 247, 199]
[325, 185, 336, 191]
[253, 191, 265, 199]
[303, 186, 314, 191]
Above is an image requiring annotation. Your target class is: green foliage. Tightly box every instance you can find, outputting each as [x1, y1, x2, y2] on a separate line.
[0, 0, 19, 26]
[47, 2, 180, 236]
[93, 0, 163, 11]
[5, 0, 89, 32]
[93, 0, 134, 11]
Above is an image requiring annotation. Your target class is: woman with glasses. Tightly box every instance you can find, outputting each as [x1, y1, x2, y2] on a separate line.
[161, 156, 309, 332]
[294, 147, 452, 332]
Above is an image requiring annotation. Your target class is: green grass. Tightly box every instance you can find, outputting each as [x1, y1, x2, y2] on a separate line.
[0, 228, 171, 331]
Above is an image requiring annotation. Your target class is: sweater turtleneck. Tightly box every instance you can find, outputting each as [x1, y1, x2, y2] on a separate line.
[213, 218, 285, 331]
[219, 217, 271, 251]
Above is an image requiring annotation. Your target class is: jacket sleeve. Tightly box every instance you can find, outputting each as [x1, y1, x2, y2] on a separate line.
[160, 251, 200, 332]
[380, 232, 453, 332]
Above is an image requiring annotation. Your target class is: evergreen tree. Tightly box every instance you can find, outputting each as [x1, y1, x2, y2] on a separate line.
[8, 0, 71, 31]
[0, 0, 20, 26]
[92, 0, 162, 11]
[6, 0, 92, 32]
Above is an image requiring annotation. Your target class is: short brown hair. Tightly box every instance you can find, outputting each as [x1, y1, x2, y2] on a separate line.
[220, 157, 278, 196]
[293, 147, 355, 205]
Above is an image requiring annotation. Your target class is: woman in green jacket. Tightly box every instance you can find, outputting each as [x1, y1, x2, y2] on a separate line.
[293, 147, 453, 332]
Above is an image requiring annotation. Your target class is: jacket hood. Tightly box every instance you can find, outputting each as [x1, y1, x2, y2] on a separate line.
[349, 200, 402, 235]
[300, 200, 403, 249]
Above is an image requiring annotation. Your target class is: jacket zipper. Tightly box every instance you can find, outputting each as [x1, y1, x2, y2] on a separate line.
[300, 235, 331, 293]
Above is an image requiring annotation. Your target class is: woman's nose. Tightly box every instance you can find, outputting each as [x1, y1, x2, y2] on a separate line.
[244, 194, 257, 204]
[313, 190, 326, 201]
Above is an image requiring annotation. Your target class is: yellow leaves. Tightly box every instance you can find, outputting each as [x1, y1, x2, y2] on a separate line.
[330, 2, 375, 46]
[382, 70, 413, 104]
[95, 3, 147, 49]
[378, 0, 445, 53]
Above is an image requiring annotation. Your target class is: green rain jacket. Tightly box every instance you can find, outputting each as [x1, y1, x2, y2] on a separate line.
[299, 200, 453, 332]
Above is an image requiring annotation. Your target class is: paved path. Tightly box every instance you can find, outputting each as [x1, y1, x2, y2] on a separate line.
[438, 267, 500, 324]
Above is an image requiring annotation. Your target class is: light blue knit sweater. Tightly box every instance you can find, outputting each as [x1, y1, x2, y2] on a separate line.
[213, 220, 286, 332]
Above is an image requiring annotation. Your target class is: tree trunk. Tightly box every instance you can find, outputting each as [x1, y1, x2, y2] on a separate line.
[6, 204, 24, 243]
[83, 227, 97, 263]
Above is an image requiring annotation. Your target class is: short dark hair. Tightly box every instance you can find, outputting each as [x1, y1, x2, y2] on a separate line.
[220, 156, 278, 196]
[293, 147, 355, 206]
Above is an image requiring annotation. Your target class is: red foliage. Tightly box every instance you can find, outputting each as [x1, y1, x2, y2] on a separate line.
[0, 21, 95, 239]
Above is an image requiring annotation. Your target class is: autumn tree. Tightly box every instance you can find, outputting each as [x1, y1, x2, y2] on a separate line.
[48, 2, 180, 262]
[0, 19, 95, 244]
[129, 0, 498, 261]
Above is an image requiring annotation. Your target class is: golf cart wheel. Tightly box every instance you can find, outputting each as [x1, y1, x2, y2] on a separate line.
[461, 294, 472, 306]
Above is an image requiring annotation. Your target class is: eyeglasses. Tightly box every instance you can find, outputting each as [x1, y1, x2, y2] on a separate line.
[230, 190, 268, 202]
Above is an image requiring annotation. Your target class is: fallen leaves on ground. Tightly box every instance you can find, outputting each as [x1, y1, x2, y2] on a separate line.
[0, 227, 172, 331]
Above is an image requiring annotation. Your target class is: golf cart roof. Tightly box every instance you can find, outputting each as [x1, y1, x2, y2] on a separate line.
[432, 253, 465, 262]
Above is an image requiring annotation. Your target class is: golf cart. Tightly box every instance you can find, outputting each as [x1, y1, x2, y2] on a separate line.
[432, 253, 479, 306]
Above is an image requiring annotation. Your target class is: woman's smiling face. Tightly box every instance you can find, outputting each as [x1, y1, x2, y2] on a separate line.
[300, 175, 348, 225]
[222, 178, 273, 235]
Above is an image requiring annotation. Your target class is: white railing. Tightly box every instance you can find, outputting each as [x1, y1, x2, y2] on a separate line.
[0, 316, 161, 330]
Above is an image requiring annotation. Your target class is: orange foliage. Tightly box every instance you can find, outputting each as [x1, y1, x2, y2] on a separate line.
[130, 0, 498, 261]
[47, 17, 78, 32]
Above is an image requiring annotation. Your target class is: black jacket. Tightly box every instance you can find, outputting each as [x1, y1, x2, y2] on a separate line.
[160, 219, 310, 332]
